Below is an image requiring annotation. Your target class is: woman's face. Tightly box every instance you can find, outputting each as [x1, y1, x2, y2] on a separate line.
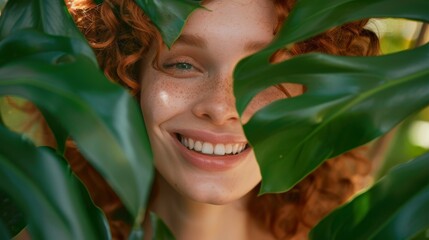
[140, 0, 301, 204]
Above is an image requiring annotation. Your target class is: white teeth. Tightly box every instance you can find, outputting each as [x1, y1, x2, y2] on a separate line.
[225, 144, 232, 154]
[238, 144, 244, 153]
[214, 144, 225, 155]
[188, 138, 194, 150]
[194, 141, 203, 151]
[202, 142, 214, 154]
[179, 135, 246, 156]
[232, 144, 239, 154]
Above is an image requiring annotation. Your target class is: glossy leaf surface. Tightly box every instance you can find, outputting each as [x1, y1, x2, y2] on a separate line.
[0, 125, 110, 240]
[133, 0, 202, 47]
[0, 0, 154, 227]
[309, 152, 429, 240]
[0, 0, 96, 63]
[233, 0, 429, 194]
[0, 0, 97, 152]
[0, 28, 153, 226]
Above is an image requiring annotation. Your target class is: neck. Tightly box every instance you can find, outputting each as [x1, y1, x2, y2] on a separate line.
[146, 174, 269, 240]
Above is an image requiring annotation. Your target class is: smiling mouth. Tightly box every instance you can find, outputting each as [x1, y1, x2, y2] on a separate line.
[176, 134, 249, 156]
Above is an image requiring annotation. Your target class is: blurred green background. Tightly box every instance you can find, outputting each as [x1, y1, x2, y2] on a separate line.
[371, 18, 429, 177]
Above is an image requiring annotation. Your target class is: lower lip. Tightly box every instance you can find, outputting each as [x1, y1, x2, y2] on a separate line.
[172, 134, 251, 172]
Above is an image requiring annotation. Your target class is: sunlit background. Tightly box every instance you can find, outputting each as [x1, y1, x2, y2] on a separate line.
[370, 19, 429, 179]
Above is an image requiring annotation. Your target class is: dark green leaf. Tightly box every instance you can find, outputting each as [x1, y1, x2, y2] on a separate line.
[0, 0, 98, 151]
[150, 212, 175, 240]
[133, 0, 202, 47]
[0, 219, 11, 240]
[0, 29, 153, 226]
[0, 0, 96, 64]
[0, 190, 26, 237]
[0, 125, 110, 240]
[279, 0, 429, 47]
[233, 0, 429, 194]
[309, 152, 429, 240]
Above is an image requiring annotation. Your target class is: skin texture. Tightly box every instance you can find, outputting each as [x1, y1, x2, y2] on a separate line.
[139, 0, 302, 239]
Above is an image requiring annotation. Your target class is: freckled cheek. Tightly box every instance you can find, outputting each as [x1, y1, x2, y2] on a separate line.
[139, 78, 202, 125]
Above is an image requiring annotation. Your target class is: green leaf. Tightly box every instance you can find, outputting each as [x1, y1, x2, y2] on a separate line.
[150, 212, 175, 240]
[0, 0, 98, 152]
[279, 0, 429, 47]
[0, 190, 26, 237]
[0, 28, 154, 227]
[0, 0, 96, 64]
[411, 227, 429, 240]
[133, 0, 202, 48]
[127, 213, 175, 240]
[233, 0, 429, 194]
[309, 152, 429, 240]
[0, 0, 7, 14]
[0, 219, 11, 240]
[0, 125, 110, 240]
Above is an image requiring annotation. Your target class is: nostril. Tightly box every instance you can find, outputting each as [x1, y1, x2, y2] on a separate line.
[192, 100, 240, 125]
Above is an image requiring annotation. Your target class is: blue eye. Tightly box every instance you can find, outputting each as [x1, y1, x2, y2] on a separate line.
[175, 62, 193, 70]
[164, 62, 193, 70]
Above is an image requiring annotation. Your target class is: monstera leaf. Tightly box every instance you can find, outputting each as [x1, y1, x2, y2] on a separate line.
[233, 0, 429, 194]
[309, 151, 429, 240]
[0, 0, 153, 237]
[133, 0, 202, 47]
[0, 0, 97, 153]
[0, 0, 96, 62]
[0, 125, 110, 239]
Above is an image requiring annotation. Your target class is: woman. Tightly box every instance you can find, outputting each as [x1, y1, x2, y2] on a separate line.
[66, 0, 380, 239]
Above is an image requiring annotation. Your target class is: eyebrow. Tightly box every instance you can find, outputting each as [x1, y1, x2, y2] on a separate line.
[175, 34, 207, 49]
[175, 34, 271, 52]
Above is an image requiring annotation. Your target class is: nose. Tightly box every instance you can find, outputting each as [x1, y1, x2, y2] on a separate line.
[192, 74, 239, 125]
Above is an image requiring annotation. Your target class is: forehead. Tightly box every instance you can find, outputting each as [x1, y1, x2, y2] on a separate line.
[180, 0, 277, 45]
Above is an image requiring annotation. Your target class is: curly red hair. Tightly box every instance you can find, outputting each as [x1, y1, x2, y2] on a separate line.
[65, 0, 380, 239]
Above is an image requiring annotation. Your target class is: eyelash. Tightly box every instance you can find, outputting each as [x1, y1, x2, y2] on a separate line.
[163, 61, 194, 71]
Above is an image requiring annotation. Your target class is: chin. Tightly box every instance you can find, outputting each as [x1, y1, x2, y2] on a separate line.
[152, 147, 262, 206]
[179, 179, 260, 206]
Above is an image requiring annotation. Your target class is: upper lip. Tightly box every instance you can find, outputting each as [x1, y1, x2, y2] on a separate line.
[170, 129, 248, 144]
